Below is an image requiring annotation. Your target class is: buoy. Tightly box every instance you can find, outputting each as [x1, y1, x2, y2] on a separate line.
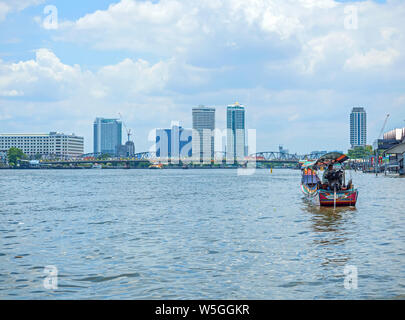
[270, 168, 273, 173]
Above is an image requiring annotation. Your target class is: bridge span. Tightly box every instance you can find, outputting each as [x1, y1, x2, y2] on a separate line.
[40, 150, 323, 166]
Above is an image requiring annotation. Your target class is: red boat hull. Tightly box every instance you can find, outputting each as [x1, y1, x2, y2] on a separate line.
[318, 189, 358, 207]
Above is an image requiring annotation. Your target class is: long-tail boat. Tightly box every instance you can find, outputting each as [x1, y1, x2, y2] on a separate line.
[301, 152, 358, 207]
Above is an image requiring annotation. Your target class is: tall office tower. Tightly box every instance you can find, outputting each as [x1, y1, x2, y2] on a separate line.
[156, 122, 192, 159]
[350, 107, 367, 148]
[227, 102, 246, 161]
[192, 106, 215, 162]
[93, 118, 122, 156]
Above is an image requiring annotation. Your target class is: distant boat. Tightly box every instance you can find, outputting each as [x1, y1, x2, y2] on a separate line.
[149, 163, 163, 169]
[92, 163, 102, 169]
[301, 152, 358, 207]
[301, 162, 320, 198]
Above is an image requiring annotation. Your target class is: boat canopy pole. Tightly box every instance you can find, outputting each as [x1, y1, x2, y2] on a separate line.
[334, 186, 337, 210]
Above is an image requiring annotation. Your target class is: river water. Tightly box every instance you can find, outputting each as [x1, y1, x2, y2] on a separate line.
[0, 169, 404, 299]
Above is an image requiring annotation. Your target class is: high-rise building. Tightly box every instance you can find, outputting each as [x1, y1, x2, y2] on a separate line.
[93, 118, 122, 156]
[350, 107, 367, 148]
[116, 141, 135, 158]
[0, 132, 84, 159]
[156, 122, 192, 159]
[192, 106, 215, 161]
[227, 102, 246, 161]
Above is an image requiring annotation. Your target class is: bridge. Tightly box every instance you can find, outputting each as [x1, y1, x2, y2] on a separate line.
[40, 150, 324, 167]
[250, 151, 326, 163]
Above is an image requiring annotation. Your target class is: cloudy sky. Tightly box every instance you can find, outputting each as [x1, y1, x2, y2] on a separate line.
[0, 0, 404, 154]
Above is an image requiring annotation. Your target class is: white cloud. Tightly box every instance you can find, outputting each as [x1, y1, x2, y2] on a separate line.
[0, 0, 45, 21]
[0, 48, 85, 98]
[57, 0, 340, 55]
[52, 0, 405, 78]
[298, 32, 355, 74]
[0, 48, 216, 101]
[344, 48, 400, 70]
[1, 0, 405, 153]
[0, 89, 23, 96]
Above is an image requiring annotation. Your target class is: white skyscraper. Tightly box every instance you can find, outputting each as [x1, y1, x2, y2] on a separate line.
[192, 106, 215, 162]
[350, 107, 367, 148]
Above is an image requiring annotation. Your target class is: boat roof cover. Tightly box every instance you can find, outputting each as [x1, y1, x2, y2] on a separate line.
[301, 160, 317, 169]
[316, 152, 349, 165]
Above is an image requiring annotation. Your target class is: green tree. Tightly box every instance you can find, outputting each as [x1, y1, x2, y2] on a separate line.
[347, 145, 373, 159]
[7, 147, 27, 166]
[97, 153, 111, 160]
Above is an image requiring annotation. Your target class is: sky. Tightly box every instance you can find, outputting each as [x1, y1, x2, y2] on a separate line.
[0, 0, 404, 154]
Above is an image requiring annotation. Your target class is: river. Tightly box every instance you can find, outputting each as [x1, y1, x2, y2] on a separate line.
[0, 169, 404, 299]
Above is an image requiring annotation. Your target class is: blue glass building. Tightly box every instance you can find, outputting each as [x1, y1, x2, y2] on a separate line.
[156, 123, 192, 158]
[93, 118, 122, 156]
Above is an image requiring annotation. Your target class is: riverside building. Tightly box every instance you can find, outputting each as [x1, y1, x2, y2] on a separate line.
[93, 117, 122, 156]
[227, 102, 246, 161]
[156, 122, 192, 160]
[350, 107, 367, 148]
[192, 106, 215, 162]
[0, 132, 84, 159]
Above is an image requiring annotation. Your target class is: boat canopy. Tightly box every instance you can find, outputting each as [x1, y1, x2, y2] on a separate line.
[301, 160, 317, 169]
[315, 152, 348, 166]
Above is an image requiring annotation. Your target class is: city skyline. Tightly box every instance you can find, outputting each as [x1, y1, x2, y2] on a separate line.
[0, 0, 404, 154]
[2, 104, 405, 157]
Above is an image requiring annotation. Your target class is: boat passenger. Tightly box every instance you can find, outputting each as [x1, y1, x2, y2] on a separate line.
[322, 164, 334, 185]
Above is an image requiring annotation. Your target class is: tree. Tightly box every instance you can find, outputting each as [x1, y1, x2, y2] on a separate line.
[7, 147, 27, 166]
[97, 153, 111, 160]
[347, 145, 373, 159]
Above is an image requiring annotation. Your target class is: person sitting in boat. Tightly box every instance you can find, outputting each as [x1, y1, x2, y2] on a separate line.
[323, 164, 344, 191]
[322, 164, 334, 185]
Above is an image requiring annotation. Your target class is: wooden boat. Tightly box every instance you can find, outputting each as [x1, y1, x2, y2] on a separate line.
[300, 152, 358, 207]
[318, 189, 358, 207]
[301, 161, 320, 198]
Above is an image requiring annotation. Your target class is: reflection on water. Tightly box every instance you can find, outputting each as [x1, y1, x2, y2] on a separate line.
[304, 202, 356, 233]
[302, 201, 357, 269]
[0, 169, 404, 299]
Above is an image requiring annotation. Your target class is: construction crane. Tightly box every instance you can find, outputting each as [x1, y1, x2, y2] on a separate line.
[378, 114, 390, 140]
[118, 112, 132, 143]
[374, 113, 390, 175]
